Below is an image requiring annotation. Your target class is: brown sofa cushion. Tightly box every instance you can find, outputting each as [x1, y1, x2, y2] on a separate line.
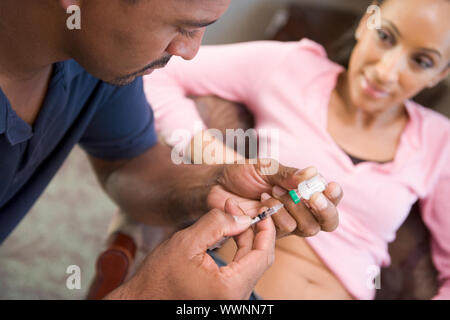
[376, 202, 439, 299]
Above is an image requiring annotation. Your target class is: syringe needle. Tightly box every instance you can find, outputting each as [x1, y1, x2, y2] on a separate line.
[208, 204, 284, 251]
[250, 203, 284, 225]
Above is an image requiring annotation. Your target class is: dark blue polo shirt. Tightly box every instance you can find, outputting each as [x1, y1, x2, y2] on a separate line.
[0, 60, 158, 243]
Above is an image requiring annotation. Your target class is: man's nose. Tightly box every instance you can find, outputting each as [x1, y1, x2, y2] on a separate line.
[166, 30, 205, 61]
[374, 48, 405, 84]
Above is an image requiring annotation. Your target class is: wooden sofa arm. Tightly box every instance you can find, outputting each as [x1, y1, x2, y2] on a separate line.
[86, 232, 137, 300]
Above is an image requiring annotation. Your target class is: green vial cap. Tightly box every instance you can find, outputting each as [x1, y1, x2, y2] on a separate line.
[289, 190, 301, 204]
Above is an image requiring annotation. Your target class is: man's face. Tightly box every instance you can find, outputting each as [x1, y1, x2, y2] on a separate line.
[66, 0, 230, 85]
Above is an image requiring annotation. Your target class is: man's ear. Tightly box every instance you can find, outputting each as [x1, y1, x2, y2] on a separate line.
[428, 67, 450, 88]
[58, 0, 81, 11]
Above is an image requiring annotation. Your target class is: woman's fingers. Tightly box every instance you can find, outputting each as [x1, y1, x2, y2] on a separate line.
[260, 192, 297, 238]
[260, 183, 340, 238]
[272, 187, 323, 236]
[323, 181, 344, 207]
[307, 191, 339, 232]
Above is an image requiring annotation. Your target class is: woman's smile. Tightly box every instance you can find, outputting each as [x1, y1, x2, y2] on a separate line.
[360, 73, 391, 100]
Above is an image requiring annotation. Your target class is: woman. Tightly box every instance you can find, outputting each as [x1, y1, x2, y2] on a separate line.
[143, 0, 450, 299]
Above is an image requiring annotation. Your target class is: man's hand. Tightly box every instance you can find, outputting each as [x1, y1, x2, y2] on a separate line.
[104, 199, 276, 300]
[207, 159, 343, 238]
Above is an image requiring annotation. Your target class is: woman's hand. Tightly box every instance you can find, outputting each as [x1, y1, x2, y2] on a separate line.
[208, 159, 343, 238]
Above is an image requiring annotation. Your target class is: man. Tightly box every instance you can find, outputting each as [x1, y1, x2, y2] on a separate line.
[0, 0, 342, 299]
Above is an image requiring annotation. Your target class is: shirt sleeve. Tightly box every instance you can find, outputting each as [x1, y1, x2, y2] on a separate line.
[420, 146, 450, 300]
[143, 41, 301, 146]
[79, 77, 158, 160]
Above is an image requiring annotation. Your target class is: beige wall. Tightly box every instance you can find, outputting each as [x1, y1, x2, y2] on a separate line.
[203, 0, 368, 45]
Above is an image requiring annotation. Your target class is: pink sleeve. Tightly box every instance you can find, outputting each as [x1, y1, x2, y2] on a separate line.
[143, 41, 302, 145]
[420, 145, 450, 300]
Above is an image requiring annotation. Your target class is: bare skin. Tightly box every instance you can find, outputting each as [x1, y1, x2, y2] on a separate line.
[0, 66, 53, 126]
[326, 73, 409, 162]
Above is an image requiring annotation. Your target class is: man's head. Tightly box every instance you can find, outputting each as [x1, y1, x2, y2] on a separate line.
[59, 0, 230, 85]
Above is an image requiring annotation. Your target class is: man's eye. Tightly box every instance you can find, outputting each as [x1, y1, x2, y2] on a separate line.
[178, 28, 198, 39]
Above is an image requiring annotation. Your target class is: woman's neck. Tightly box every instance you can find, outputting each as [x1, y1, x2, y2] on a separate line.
[334, 72, 408, 131]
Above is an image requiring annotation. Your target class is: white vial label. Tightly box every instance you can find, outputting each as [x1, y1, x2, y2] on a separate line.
[298, 174, 327, 200]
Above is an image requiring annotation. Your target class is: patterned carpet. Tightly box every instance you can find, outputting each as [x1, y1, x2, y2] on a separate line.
[0, 147, 116, 299]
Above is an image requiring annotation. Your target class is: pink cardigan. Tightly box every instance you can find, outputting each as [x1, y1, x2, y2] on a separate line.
[143, 39, 450, 300]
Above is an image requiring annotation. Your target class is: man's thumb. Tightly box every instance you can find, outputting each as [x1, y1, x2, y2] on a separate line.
[187, 199, 253, 253]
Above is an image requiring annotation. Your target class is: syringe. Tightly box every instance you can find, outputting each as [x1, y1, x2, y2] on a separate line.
[208, 203, 284, 251]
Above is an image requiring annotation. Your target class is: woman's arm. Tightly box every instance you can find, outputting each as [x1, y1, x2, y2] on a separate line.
[420, 146, 450, 300]
[143, 41, 298, 163]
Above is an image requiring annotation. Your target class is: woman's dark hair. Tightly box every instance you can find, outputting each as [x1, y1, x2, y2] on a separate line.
[330, 26, 357, 69]
[329, 0, 448, 109]
[330, 0, 383, 68]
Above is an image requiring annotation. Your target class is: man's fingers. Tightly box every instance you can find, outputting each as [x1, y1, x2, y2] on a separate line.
[185, 204, 253, 254]
[224, 197, 247, 218]
[252, 212, 276, 251]
[233, 226, 255, 262]
[222, 214, 276, 287]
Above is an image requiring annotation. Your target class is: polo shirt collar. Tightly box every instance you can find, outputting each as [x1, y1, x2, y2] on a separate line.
[0, 87, 33, 146]
[0, 60, 83, 146]
[5, 107, 33, 145]
[60, 59, 84, 89]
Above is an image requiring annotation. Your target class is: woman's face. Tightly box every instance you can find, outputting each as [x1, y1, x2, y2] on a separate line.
[347, 0, 450, 113]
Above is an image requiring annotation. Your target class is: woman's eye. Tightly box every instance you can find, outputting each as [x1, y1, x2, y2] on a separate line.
[377, 29, 393, 45]
[414, 56, 434, 69]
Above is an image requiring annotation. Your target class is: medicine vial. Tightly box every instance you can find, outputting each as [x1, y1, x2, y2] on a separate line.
[289, 174, 327, 203]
